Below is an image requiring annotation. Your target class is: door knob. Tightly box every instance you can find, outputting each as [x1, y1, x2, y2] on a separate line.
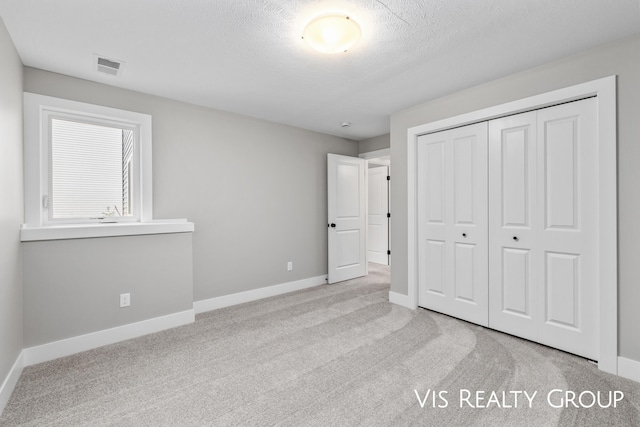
[462, 232, 467, 238]
[513, 236, 519, 242]
[330, 223, 336, 228]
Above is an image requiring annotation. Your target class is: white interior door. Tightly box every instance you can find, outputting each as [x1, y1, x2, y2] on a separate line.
[417, 122, 489, 326]
[328, 154, 367, 284]
[488, 98, 598, 360]
[367, 165, 389, 265]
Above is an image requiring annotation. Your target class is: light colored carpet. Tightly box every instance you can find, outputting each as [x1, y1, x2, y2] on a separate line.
[2, 263, 639, 426]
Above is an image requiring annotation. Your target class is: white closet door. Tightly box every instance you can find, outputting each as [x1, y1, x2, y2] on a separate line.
[489, 111, 540, 340]
[489, 98, 598, 360]
[535, 99, 598, 359]
[417, 123, 489, 326]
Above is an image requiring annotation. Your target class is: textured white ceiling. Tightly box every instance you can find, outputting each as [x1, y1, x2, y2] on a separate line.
[1, 0, 639, 140]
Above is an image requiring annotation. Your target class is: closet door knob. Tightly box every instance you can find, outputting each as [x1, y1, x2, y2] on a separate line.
[513, 236, 519, 242]
[462, 233, 467, 238]
[330, 223, 336, 228]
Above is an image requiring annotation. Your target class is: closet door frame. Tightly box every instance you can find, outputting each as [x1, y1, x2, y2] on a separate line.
[406, 76, 617, 375]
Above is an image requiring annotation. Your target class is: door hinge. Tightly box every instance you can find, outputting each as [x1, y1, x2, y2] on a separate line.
[387, 250, 391, 255]
[387, 175, 390, 181]
[387, 213, 391, 218]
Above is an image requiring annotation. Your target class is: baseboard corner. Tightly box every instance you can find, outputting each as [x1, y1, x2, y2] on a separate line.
[618, 356, 640, 383]
[0, 351, 24, 416]
[389, 291, 413, 309]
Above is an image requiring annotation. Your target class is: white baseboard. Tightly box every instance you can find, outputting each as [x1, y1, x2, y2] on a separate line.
[618, 356, 640, 383]
[194, 275, 327, 314]
[23, 309, 195, 367]
[0, 351, 24, 416]
[389, 291, 413, 309]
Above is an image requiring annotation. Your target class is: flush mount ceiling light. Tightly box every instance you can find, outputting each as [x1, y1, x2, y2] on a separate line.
[302, 14, 362, 53]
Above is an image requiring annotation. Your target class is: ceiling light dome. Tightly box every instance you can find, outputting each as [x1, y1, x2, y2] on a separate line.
[302, 14, 362, 54]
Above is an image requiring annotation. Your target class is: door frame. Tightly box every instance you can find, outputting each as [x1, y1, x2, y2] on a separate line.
[406, 76, 617, 374]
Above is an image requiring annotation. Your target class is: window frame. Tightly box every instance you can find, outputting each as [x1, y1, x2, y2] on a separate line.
[45, 111, 140, 224]
[24, 93, 153, 229]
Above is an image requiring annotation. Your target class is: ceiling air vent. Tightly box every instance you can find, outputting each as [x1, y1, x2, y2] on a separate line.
[95, 55, 124, 77]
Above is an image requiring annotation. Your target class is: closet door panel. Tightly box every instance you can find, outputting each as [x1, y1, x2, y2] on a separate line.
[418, 136, 448, 308]
[489, 111, 539, 340]
[424, 239, 446, 295]
[489, 99, 598, 360]
[501, 247, 531, 317]
[502, 130, 530, 227]
[418, 123, 488, 326]
[425, 141, 446, 224]
[454, 242, 476, 302]
[545, 251, 579, 328]
[454, 136, 475, 224]
[536, 99, 598, 360]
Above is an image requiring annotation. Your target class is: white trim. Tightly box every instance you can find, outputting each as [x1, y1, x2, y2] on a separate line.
[0, 352, 24, 416]
[23, 309, 194, 366]
[596, 79, 618, 375]
[389, 291, 412, 309]
[20, 219, 194, 241]
[194, 275, 327, 314]
[406, 76, 617, 374]
[618, 357, 640, 383]
[359, 148, 390, 159]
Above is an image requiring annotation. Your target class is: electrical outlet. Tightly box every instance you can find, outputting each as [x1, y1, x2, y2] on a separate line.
[120, 293, 131, 308]
[287, 261, 293, 271]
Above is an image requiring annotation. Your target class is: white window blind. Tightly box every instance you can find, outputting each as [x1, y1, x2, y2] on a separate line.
[50, 118, 134, 219]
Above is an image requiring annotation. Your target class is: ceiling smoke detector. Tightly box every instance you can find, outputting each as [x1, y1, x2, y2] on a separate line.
[94, 54, 124, 77]
[341, 122, 352, 128]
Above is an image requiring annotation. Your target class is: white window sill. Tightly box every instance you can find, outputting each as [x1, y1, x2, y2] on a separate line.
[20, 220, 194, 242]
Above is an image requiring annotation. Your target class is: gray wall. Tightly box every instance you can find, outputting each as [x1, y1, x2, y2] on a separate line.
[23, 233, 193, 347]
[24, 68, 358, 304]
[0, 18, 23, 389]
[358, 133, 390, 154]
[390, 34, 640, 362]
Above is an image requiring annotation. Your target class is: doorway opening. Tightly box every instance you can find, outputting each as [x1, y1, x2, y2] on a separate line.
[366, 159, 390, 266]
[327, 148, 391, 284]
[360, 148, 391, 269]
